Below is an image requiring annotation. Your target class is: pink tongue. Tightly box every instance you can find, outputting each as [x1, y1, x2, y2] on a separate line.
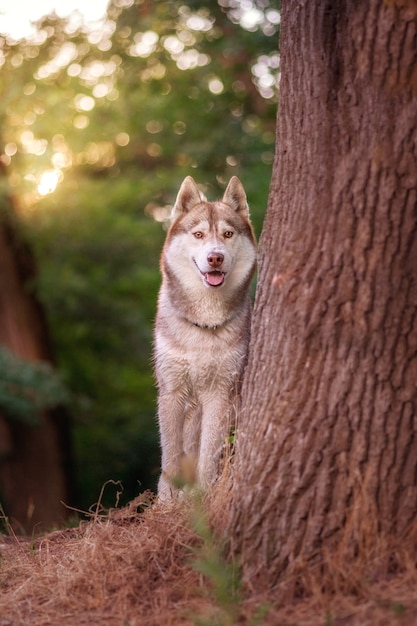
[205, 271, 224, 286]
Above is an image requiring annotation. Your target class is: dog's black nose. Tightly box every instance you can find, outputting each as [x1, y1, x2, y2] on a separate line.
[207, 252, 224, 268]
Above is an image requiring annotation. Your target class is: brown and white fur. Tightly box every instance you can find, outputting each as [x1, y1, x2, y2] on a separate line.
[154, 176, 257, 499]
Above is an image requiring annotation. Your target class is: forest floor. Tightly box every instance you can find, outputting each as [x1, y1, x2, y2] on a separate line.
[0, 493, 417, 626]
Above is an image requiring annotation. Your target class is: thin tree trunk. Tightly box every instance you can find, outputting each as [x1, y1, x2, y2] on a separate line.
[225, 0, 417, 590]
[0, 193, 72, 532]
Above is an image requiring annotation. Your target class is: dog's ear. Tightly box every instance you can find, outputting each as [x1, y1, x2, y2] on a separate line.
[222, 177, 249, 217]
[171, 176, 202, 220]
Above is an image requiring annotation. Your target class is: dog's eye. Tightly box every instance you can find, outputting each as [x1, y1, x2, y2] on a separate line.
[193, 231, 203, 239]
[224, 230, 234, 238]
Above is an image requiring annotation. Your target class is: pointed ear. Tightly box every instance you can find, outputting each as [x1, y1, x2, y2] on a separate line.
[171, 176, 203, 220]
[222, 177, 250, 217]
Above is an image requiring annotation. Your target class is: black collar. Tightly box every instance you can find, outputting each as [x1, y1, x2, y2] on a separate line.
[186, 310, 238, 330]
[191, 320, 220, 330]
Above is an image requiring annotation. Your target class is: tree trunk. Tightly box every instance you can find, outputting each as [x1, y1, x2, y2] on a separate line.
[225, 0, 417, 591]
[0, 193, 72, 532]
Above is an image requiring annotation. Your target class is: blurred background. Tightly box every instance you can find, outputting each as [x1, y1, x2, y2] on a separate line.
[0, 0, 279, 530]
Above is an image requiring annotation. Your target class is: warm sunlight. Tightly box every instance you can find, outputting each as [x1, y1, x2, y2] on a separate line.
[0, 0, 110, 40]
[37, 169, 62, 195]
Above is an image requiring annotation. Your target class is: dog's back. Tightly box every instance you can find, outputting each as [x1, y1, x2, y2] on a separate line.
[154, 176, 256, 498]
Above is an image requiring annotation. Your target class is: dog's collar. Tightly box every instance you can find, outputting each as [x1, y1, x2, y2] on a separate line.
[191, 320, 220, 330]
[185, 312, 238, 331]
[181, 315, 224, 330]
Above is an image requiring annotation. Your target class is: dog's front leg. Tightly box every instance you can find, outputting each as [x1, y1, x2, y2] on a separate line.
[157, 390, 186, 499]
[197, 392, 231, 489]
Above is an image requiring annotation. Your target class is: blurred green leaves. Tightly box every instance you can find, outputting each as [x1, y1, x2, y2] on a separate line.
[0, 347, 69, 424]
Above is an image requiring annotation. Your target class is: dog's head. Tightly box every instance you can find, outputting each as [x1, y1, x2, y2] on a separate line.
[164, 177, 256, 291]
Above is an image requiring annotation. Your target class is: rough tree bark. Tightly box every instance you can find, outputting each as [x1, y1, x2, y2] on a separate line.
[0, 185, 72, 532]
[225, 0, 417, 590]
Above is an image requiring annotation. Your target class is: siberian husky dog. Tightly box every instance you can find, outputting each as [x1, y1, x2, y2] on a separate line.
[154, 176, 257, 499]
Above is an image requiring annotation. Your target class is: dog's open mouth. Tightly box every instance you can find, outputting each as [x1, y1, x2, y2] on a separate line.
[193, 259, 226, 287]
[204, 271, 225, 287]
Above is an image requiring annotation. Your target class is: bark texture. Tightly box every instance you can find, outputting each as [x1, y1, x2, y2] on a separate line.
[227, 0, 417, 589]
[0, 198, 71, 532]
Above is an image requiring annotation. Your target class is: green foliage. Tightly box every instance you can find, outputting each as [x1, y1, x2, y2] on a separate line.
[324, 611, 333, 626]
[0, 0, 278, 509]
[189, 491, 270, 626]
[391, 603, 405, 616]
[28, 176, 164, 506]
[0, 347, 69, 424]
[190, 492, 242, 626]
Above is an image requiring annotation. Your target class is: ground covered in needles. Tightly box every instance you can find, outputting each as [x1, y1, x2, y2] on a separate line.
[1, 494, 417, 625]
